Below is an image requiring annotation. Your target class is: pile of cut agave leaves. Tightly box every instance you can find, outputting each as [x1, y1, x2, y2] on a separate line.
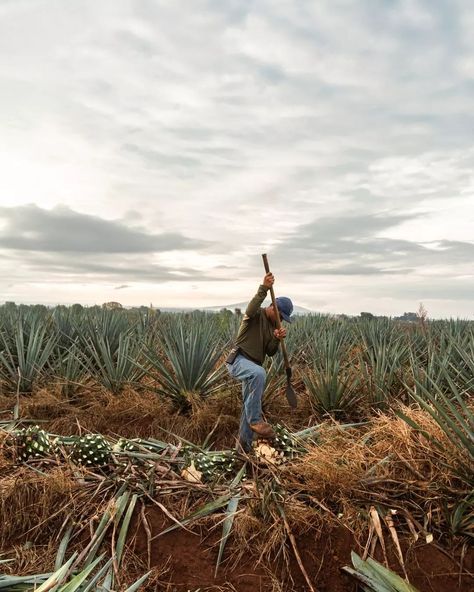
[0, 420, 421, 592]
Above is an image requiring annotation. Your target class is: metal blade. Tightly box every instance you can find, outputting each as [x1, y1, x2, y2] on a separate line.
[285, 380, 297, 408]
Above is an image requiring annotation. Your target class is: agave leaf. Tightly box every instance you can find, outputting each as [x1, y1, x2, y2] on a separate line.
[82, 492, 130, 567]
[364, 556, 419, 591]
[139, 319, 226, 409]
[59, 555, 105, 592]
[157, 493, 233, 538]
[0, 318, 57, 392]
[55, 526, 73, 571]
[215, 465, 246, 575]
[122, 571, 152, 592]
[0, 574, 51, 590]
[80, 558, 113, 592]
[34, 554, 77, 592]
[116, 494, 138, 567]
[410, 379, 473, 458]
[341, 565, 378, 592]
[449, 493, 474, 538]
[303, 324, 360, 412]
[81, 333, 145, 394]
[344, 552, 421, 592]
[215, 493, 240, 575]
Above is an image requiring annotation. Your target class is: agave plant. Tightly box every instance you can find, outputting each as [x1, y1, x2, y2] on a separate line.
[447, 493, 474, 539]
[357, 319, 409, 408]
[0, 317, 57, 393]
[82, 308, 133, 354]
[51, 342, 87, 399]
[80, 332, 146, 394]
[449, 333, 474, 395]
[51, 307, 81, 348]
[303, 326, 359, 413]
[398, 369, 474, 486]
[407, 343, 446, 396]
[140, 318, 226, 411]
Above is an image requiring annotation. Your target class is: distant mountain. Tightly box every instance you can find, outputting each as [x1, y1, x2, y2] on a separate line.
[203, 300, 313, 314]
[132, 300, 313, 314]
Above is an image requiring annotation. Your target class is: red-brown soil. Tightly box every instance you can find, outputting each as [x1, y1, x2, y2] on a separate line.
[129, 507, 473, 592]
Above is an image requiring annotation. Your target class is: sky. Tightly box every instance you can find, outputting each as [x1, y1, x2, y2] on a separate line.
[0, 0, 473, 318]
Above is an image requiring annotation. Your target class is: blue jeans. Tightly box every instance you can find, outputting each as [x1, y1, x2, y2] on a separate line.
[226, 354, 266, 451]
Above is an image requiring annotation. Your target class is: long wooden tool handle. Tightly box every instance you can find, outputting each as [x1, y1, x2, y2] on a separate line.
[262, 253, 291, 370]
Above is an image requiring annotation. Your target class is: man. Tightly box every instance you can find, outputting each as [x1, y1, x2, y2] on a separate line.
[225, 272, 293, 452]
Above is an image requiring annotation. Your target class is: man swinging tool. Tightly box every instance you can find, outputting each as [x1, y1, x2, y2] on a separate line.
[225, 265, 294, 452]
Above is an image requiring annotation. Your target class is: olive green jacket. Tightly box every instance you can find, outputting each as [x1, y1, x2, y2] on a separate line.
[234, 285, 280, 365]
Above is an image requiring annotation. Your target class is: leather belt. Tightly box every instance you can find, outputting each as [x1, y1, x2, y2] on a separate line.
[238, 348, 262, 366]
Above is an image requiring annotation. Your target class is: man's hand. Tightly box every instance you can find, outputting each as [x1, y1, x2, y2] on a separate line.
[263, 272, 274, 289]
[273, 327, 287, 340]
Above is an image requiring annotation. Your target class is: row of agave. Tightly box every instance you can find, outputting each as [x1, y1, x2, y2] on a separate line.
[5, 315, 473, 469]
[11, 422, 301, 478]
[0, 306, 472, 409]
[0, 310, 472, 434]
[0, 308, 472, 477]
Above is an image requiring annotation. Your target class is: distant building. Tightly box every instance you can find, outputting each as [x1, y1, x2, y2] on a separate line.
[394, 312, 418, 322]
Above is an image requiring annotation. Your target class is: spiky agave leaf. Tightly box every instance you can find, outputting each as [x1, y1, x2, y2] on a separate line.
[112, 436, 172, 467]
[0, 551, 149, 592]
[139, 318, 225, 410]
[80, 332, 146, 394]
[157, 492, 235, 538]
[342, 551, 420, 591]
[0, 317, 57, 392]
[52, 342, 87, 399]
[215, 464, 246, 575]
[113, 436, 169, 454]
[447, 493, 474, 539]
[303, 326, 359, 413]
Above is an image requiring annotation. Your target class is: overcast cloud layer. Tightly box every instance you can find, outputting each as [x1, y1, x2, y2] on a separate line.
[0, 0, 473, 317]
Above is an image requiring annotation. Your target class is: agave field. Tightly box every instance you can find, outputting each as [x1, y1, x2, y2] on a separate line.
[0, 303, 473, 591]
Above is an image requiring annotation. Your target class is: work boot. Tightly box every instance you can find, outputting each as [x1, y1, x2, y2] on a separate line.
[249, 421, 276, 439]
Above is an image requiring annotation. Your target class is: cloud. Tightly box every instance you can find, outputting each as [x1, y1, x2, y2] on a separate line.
[271, 211, 474, 278]
[306, 264, 414, 276]
[0, 1, 473, 315]
[0, 204, 223, 287]
[0, 204, 208, 253]
[0, 249, 224, 284]
[371, 277, 474, 302]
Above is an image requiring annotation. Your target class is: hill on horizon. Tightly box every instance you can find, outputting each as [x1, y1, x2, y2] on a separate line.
[203, 300, 313, 315]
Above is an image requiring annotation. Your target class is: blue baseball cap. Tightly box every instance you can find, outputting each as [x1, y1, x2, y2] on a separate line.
[276, 296, 293, 323]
